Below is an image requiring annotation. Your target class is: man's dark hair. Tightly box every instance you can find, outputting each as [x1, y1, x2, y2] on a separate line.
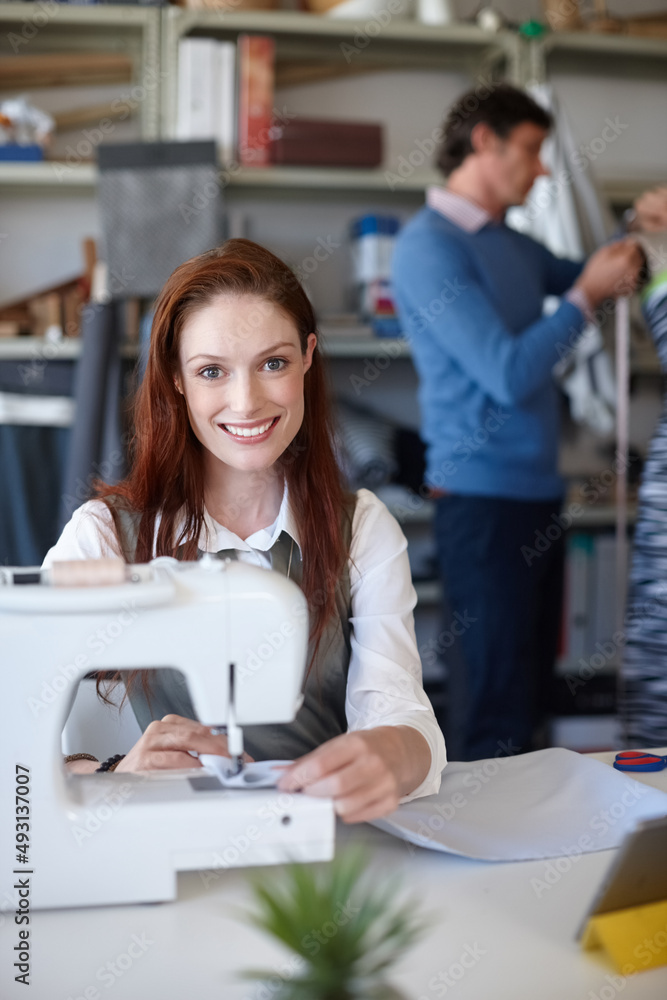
[436, 83, 553, 176]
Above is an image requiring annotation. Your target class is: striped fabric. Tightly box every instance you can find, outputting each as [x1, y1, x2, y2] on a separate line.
[622, 268, 667, 747]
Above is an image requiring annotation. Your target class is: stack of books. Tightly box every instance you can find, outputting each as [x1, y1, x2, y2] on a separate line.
[176, 34, 383, 169]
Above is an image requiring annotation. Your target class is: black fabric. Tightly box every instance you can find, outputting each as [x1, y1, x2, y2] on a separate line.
[393, 426, 427, 494]
[0, 358, 75, 566]
[59, 302, 126, 528]
[0, 423, 69, 566]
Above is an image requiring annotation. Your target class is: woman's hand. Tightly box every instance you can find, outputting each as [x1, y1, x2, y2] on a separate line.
[113, 714, 255, 773]
[276, 726, 431, 824]
[633, 186, 667, 233]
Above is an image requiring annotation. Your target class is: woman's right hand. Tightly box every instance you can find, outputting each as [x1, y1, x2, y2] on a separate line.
[67, 714, 254, 774]
[115, 714, 255, 772]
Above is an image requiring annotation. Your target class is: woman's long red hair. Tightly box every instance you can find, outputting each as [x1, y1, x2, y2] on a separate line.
[95, 238, 352, 701]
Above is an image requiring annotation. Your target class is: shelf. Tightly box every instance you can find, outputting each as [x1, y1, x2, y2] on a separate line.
[555, 657, 619, 677]
[413, 579, 442, 604]
[0, 161, 97, 191]
[319, 332, 410, 357]
[566, 505, 637, 529]
[161, 8, 520, 137]
[601, 177, 667, 207]
[0, 161, 439, 195]
[0, 332, 409, 362]
[0, 4, 161, 139]
[0, 2, 158, 33]
[227, 166, 439, 195]
[164, 10, 516, 49]
[526, 29, 667, 82]
[542, 29, 667, 63]
[0, 336, 138, 362]
[3, 161, 662, 213]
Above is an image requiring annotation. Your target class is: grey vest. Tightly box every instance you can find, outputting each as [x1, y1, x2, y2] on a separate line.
[112, 505, 353, 761]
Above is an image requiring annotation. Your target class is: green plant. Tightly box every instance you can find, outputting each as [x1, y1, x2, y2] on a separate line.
[241, 848, 426, 1000]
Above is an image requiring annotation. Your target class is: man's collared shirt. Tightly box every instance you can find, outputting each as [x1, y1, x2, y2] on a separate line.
[426, 185, 494, 234]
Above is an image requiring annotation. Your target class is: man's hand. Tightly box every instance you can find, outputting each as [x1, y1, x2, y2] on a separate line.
[276, 726, 431, 824]
[633, 186, 667, 233]
[574, 239, 644, 308]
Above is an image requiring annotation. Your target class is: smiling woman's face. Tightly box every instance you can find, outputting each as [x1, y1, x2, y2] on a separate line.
[175, 294, 317, 479]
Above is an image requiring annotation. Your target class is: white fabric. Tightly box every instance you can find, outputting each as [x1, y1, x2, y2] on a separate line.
[199, 756, 290, 789]
[505, 83, 618, 439]
[0, 391, 74, 427]
[43, 487, 446, 803]
[505, 83, 615, 258]
[372, 747, 667, 861]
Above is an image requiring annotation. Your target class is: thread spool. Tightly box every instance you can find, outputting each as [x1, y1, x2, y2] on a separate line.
[51, 559, 127, 588]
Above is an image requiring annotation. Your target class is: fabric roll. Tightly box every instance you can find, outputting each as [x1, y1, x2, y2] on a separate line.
[335, 401, 397, 489]
[622, 266, 667, 747]
[506, 82, 618, 437]
[59, 302, 125, 528]
[0, 358, 75, 566]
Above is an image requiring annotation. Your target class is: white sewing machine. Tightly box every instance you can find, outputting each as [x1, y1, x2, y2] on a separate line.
[0, 558, 335, 911]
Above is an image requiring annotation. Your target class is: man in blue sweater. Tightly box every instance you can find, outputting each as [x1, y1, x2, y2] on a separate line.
[392, 84, 642, 761]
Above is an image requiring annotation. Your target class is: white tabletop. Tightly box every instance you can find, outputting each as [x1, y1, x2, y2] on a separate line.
[2, 750, 666, 1000]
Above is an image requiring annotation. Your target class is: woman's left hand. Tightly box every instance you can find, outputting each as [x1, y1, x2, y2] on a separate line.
[276, 726, 430, 824]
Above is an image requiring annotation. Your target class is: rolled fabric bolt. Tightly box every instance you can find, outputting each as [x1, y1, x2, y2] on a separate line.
[51, 558, 127, 588]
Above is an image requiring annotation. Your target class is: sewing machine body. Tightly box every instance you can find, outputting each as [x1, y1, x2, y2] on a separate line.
[0, 559, 335, 910]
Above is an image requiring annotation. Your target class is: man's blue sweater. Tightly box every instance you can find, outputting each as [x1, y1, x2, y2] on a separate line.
[391, 206, 587, 500]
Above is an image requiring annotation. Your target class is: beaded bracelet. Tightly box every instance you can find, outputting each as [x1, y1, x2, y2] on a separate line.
[64, 753, 99, 764]
[95, 754, 126, 773]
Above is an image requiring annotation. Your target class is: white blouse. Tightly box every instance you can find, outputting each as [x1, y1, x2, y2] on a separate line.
[43, 487, 447, 802]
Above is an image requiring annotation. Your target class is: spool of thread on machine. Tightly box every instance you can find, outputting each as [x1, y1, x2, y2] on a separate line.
[51, 559, 128, 587]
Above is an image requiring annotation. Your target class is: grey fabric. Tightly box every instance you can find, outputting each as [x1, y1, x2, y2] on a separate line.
[108, 505, 353, 761]
[335, 400, 397, 489]
[59, 302, 125, 528]
[97, 141, 223, 299]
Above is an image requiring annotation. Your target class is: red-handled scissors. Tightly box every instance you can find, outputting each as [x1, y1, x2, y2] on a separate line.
[613, 750, 667, 772]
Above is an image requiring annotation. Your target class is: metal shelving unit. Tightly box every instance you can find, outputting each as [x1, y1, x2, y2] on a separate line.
[0, 3, 161, 139]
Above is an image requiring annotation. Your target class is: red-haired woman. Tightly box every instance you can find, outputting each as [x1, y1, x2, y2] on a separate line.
[45, 239, 446, 823]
